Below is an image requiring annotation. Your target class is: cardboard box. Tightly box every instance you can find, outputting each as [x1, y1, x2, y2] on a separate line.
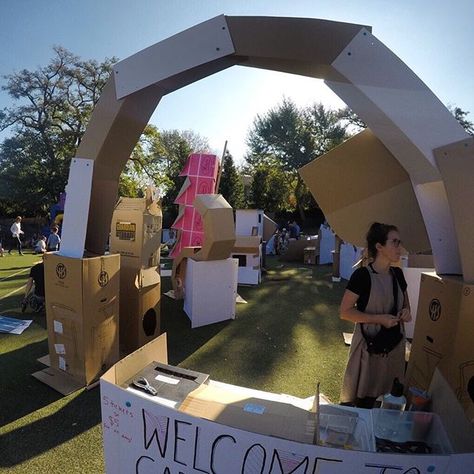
[100, 334, 470, 473]
[110, 192, 162, 267]
[405, 272, 474, 411]
[171, 194, 236, 298]
[34, 253, 120, 394]
[110, 193, 162, 352]
[304, 246, 318, 265]
[183, 258, 238, 328]
[402, 255, 435, 339]
[280, 237, 318, 262]
[231, 236, 261, 285]
[119, 266, 161, 353]
[235, 209, 264, 237]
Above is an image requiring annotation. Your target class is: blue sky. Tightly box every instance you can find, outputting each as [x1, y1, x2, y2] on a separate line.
[1, 0, 473, 163]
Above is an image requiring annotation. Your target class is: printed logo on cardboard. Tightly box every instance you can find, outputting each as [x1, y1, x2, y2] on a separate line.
[56, 263, 67, 279]
[428, 298, 441, 321]
[98, 271, 109, 288]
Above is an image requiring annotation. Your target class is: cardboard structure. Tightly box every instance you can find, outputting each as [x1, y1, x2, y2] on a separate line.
[101, 335, 474, 473]
[279, 237, 318, 262]
[171, 194, 235, 299]
[170, 153, 219, 258]
[339, 243, 363, 281]
[231, 236, 261, 285]
[299, 129, 430, 253]
[68, 14, 468, 276]
[406, 273, 474, 422]
[110, 191, 162, 352]
[402, 254, 435, 339]
[319, 225, 336, 265]
[33, 253, 120, 394]
[184, 258, 238, 328]
[235, 209, 264, 237]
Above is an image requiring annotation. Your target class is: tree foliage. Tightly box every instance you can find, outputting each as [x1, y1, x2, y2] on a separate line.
[246, 98, 348, 219]
[0, 46, 117, 216]
[218, 150, 244, 209]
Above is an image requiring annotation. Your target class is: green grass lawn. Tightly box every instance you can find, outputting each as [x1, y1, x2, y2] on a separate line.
[0, 252, 354, 473]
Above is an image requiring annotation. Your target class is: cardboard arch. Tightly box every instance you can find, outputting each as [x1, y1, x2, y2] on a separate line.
[74, 15, 470, 277]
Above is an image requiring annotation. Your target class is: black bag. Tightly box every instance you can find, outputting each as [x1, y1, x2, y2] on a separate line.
[361, 267, 403, 355]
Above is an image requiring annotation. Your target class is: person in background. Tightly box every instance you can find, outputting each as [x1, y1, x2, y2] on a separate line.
[8, 216, 24, 255]
[34, 235, 47, 254]
[0, 225, 4, 257]
[22, 255, 45, 313]
[339, 222, 411, 408]
[289, 220, 301, 239]
[46, 225, 61, 251]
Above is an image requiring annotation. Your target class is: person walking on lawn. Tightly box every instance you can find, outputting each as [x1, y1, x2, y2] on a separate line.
[8, 216, 24, 255]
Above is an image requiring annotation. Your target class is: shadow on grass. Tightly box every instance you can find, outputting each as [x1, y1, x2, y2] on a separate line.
[0, 339, 59, 427]
[170, 257, 353, 399]
[160, 276, 231, 365]
[0, 388, 101, 469]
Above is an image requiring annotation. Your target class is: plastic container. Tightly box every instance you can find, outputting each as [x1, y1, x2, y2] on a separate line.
[373, 409, 453, 454]
[319, 404, 376, 452]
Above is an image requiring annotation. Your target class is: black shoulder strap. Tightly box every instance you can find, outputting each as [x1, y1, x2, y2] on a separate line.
[389, 267, 399, 316]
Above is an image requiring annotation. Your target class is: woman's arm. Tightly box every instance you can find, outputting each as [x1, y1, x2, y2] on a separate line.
[398, 290, 412, 322]
[340, 289, 401, 328]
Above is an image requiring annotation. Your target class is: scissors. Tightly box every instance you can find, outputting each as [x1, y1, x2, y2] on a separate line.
[132, 377, 158, 396]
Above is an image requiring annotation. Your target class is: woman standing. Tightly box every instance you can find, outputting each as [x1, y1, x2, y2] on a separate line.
[340, 222, 411, 408]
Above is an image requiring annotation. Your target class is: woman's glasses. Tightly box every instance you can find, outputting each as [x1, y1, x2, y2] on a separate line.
[387, 238, 402, 248]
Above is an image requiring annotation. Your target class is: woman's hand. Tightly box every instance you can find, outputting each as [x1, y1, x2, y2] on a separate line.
[378, 313, 400, 328]
[398, 307, 412, 322]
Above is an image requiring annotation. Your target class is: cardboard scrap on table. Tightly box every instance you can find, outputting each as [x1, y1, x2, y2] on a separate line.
[0, 316, 33, 334]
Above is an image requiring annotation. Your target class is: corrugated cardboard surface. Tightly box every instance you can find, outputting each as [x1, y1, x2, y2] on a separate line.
[436, 285, 474, 422]
[119, 266, 161, 353]
[43, 253, 120, 387]
[232, 236, 261, 254]
[179, 383, 315, 444]
[406, 273, 465, 394]
[299, 129, 430, 251]
[435, 137, 474, 283]
[110, 197, 162, 267]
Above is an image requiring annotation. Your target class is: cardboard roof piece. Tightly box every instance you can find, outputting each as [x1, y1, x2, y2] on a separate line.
[299, 129, 431, 252]
[232, 236, 261, 255]
[171, 194, 236, 299]
[170, 154, 220, 258]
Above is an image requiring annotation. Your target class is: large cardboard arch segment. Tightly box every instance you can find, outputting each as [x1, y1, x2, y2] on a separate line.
[76, 15, 469, 277]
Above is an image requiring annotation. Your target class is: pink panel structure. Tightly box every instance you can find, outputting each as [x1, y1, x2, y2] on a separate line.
[170, 154, 219, 257]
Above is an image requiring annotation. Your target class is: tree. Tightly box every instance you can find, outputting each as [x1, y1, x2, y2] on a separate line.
[0, 46, 116, 216]
[248, 161, 291, 213]
[450, 106, 474, 136]
[218, 150, 244, 209]
[246, 98, 348, 220]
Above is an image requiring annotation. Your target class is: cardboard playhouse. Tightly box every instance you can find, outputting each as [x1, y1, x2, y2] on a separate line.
[33, 252, 120, 394]
[171, 194, 237, 328]
[109, 188, 163, 353]
[101, 334, 471, 474]
[231, 209, 265, 285]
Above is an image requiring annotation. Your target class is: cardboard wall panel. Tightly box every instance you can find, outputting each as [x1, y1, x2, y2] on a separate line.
[299, 129, 430, 251]
[435, 138, 474, 283]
